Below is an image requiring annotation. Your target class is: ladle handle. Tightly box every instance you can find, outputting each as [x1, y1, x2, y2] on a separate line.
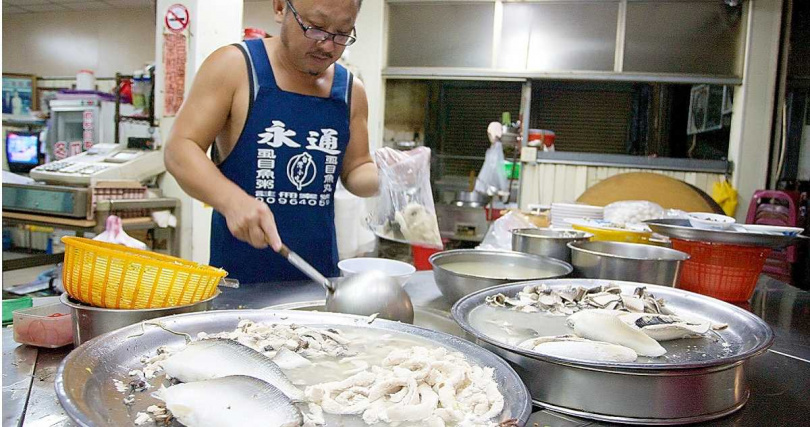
[279, 244, 334, 292]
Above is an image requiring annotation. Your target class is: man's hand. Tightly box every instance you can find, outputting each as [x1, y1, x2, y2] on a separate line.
[222, 195, 282, 251]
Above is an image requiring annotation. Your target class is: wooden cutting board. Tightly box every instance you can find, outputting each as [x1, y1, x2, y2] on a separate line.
[576, 172, 724, 213]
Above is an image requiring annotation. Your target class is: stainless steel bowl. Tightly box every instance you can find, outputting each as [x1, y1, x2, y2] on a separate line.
[453, 191, 489, 208]
[451, 279, 774, 425]
[511, 228, 593, 262]
[429, 249, 573, 304]
[60, 292, 218, 346]
[568, 241, 689, 286]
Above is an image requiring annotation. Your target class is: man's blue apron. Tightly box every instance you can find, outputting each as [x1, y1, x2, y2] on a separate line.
[210, 38, 352, 284]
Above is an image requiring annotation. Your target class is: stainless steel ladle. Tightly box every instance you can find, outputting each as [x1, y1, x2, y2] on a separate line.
[279, 245, 414, 323]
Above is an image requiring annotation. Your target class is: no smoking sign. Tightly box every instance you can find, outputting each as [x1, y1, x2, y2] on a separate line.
[165, 4, 189, 33]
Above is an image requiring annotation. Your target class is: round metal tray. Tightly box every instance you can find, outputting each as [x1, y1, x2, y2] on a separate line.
[451, 279, 774, 424]
[645, 218, 803, 248]
[266, 300, 466, 338]
[56, 309, 532, 427]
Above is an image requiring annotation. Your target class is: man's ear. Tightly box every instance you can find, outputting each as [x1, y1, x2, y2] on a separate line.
[273, 0, 285, 24]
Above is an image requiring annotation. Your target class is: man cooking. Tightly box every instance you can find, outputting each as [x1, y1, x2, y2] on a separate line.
[164, 0, 378, 284]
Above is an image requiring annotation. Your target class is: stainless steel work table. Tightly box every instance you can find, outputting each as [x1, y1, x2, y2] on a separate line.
[3, 273, 808, 426]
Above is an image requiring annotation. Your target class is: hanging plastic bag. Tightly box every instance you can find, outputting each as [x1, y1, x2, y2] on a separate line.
[474, 141, 508, 196]
[712, 179, 738, 217]
[369, 147, 443, 249]
[477, 210, 537, 251]
[93, 215, 147, 250]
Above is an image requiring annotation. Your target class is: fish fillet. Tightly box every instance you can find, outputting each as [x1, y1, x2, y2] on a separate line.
[161, 338, 304, 401]
[155, 375, 302, 427]
[568, 310, 667, 357]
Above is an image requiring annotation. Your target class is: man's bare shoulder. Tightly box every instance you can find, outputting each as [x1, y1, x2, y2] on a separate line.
[196, 45, 248, 88]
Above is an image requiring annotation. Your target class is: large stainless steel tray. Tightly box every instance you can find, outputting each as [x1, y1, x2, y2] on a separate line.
[452, 279, 774, 425]
[267, 300, 466, 338]
[55, 309, 532, 427]
[645, 218, 803, 248]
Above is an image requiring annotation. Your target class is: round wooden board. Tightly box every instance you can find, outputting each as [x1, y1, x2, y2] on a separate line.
[576, 172, 724, 213]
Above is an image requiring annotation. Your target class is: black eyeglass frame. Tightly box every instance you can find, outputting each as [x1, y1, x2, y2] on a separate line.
[285, 0, 357, 46]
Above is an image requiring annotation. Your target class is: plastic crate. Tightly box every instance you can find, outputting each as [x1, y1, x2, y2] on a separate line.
[672, 239, 770, 302]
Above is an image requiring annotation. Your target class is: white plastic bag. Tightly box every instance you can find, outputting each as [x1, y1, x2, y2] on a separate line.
[477, 211, 537, 251]
[93, 215, 147, 250]
[474, 141, 508, 196]
[369, 147, 443, 248]
[603, 201, 664, 227]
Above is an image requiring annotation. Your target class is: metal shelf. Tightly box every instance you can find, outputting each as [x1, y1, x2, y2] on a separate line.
[114, 70, 156, 144]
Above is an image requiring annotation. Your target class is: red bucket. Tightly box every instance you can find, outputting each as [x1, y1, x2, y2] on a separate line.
[672, 239, 771, 302]
[412, 242, 445, 271]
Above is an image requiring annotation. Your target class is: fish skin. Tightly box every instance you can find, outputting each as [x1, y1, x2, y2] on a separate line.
[161, 338, 304, 401]
[155, 375, 303, 427]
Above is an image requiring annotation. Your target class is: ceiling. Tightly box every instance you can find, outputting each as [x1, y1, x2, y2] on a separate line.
[3, 0, 268, 15]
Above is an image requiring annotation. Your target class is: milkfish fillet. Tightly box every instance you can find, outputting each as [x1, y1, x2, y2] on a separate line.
[519, 335, 638, 363]
[155, 375, 302, 427]
[161, 338, 304, 401]
[567, 310, 667, 357]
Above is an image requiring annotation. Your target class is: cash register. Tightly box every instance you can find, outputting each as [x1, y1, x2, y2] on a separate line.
[29, 141, 164, 185]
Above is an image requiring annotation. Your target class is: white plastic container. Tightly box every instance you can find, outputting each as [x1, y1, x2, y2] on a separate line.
[76, 69, 95, 91]
[338, 257, 416, 286]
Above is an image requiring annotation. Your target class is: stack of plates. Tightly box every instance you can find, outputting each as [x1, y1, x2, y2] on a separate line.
[551, 202, 604, 229]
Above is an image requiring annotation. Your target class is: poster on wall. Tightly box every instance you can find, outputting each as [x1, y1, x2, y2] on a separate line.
[163, 33, 187, 117]
[2, 74, 37, 115]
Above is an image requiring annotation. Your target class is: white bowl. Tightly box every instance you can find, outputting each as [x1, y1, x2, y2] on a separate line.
[687, 212, 736, 231]
[337, 257, 416, 286]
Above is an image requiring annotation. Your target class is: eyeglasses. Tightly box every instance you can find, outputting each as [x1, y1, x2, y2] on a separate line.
[285, 0, 357, 46]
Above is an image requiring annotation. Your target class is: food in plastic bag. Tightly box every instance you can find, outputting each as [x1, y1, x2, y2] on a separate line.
[603, 201, 665, 227]
[369, 147, 443, 248]
[474, 141, 509, 196]
[93, 215, 147, 250]
[477, 211, 537, 251]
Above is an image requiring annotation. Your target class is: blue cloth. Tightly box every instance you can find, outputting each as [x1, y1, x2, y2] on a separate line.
[210, 39, 352, 284]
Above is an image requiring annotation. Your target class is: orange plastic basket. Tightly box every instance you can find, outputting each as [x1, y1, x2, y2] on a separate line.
[61, 237, 227, 309]
[671, 239, 770, 302]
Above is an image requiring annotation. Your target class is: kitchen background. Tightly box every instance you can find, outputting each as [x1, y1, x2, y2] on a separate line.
[3, 0, 809, 280]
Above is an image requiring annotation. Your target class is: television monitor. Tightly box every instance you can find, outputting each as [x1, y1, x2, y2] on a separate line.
[5, 131, 41, 173]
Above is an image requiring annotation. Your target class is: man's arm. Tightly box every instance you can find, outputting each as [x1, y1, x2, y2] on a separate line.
[164, 45, 281, 250]
[340, 78, 379, 197]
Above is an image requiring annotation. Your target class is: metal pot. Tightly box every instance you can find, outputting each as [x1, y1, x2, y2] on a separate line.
[60, 292, 218, 346]
[429, 249, 572, 304]
[451, 279, 774, 425]
[511, 228, 593, 263]
[453, 191, 489, 208]
[568, 241, 688, 287]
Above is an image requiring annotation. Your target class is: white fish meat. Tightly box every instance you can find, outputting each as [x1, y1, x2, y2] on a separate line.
[273, 347, 313, 370]
[519, 335, 637, 363]
[567, 310, 667, 357]
[155, 375, 302, 427]
[161, 338, 304, 401]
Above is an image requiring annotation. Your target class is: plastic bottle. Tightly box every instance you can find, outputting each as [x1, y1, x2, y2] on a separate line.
[131, 71, 145, 111]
